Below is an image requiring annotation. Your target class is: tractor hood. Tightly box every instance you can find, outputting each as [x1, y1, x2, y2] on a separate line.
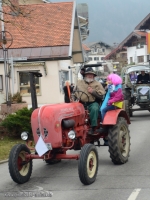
[31, 102, 85, 148]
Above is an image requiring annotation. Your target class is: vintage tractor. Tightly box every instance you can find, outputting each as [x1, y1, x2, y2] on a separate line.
[122, 64, 150, 117]
[8, 70, 131, 185]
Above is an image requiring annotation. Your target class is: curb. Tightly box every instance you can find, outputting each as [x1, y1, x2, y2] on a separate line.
[0, 159, 8, 164]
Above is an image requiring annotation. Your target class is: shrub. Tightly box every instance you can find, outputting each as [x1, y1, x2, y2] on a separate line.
[12, 92, 23, 103]
[0, 107, 33, 137]
[3, 92, 26, 104]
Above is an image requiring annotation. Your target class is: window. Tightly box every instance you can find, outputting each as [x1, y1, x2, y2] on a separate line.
[97, 48, 101, 53]
[137, 56, 144, 63]
[88, 57, 92, 61]
[136, 42, 145, 49]
[102, 48, 105, 52]
[19, 71, 40, 96]
[59, 70, 69, 93]
[147, 55, 150, 62]
[101, 57, 104, 60]
[130, 57, 133, 64]
[121, 53, 127, 58]
[94, 57, 99, 61]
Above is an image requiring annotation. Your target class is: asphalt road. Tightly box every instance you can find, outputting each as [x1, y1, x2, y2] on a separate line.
[0, 110, 150, 200]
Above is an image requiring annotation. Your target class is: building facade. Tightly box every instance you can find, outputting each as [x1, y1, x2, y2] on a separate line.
[0, 1, 85, 106]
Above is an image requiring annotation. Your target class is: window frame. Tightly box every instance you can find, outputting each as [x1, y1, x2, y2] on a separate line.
[137, 56, 144, 63]
[18, 70, 41, 96]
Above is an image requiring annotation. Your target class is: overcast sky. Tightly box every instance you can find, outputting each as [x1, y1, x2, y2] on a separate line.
[51, 0, 150, 46]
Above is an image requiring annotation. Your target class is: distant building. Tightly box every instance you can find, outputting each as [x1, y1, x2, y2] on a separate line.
[104, 46, 127, 75]
[84, 41, 112, 76]
[116, 13, 150, 69]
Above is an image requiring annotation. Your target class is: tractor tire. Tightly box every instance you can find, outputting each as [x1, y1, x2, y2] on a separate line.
[129, 109, 133, 117]
[8, 144, 33, 184]
[45, 159, 61, 164]
[108, 117, 130, 164]
[123, 89, 131, 100]
[124, 100, 130, 119]
[78, 144, 98, 185]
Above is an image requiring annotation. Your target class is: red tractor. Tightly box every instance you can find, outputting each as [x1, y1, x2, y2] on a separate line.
[8, 72, 131, 185]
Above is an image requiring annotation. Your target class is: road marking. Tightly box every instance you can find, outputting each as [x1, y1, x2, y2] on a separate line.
[127, 189, 141, 200]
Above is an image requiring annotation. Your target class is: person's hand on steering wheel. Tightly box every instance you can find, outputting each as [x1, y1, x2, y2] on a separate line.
[87, 86, 93, 94]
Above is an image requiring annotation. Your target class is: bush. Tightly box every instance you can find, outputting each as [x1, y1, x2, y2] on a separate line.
[12, 92, 23, 103]
[3, 92, 26, 104]
[0, 107, 33, 137]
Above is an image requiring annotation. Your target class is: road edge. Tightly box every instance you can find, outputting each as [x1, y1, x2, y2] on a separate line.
[0, 159, 8, 164]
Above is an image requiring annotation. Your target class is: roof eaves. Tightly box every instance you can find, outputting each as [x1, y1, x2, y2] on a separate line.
[104, 46, 119, 59]
[118, 31, 142, 48]
[135, 13, 150, 30]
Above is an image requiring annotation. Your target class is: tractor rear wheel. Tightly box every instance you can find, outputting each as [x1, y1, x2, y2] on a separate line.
[108, 117, 130, 164]
[8, 144, 33, 184]
[78, 144, 98, 185]
[124, 100, 130, 119]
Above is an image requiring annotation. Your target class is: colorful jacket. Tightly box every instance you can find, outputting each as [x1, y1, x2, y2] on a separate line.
[100, 84, 124, 111]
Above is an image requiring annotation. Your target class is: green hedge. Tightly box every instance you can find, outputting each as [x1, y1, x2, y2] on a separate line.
[0, 107, 33, 137]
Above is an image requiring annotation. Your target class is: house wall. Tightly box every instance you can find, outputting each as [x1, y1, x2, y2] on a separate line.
[127, 45, 148, 64]
[0, 59, 74, 107]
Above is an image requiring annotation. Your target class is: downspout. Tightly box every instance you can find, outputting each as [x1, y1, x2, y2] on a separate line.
[68, 1, 76, 58]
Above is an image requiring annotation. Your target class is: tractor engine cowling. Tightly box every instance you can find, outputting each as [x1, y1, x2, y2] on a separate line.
[31, 102, 85, 148]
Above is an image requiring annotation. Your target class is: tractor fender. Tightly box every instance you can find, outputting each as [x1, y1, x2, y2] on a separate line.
[102, 109, 130, 125]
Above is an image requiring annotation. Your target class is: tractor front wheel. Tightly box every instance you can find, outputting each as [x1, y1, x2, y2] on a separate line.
[8, 144, 33, 184]
[108, 117, 130, 164]
[78, 144, 98, 185]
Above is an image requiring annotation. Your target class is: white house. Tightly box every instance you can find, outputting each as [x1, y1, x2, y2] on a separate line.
[84, 41, 112, 76]
[118, 13, 150, 66]
[0, 1, 85, 106]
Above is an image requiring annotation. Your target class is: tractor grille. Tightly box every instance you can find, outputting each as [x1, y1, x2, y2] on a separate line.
[44, 128, 48, 137]
[36, 128, 48, 137]
[36, 128, 40, 137]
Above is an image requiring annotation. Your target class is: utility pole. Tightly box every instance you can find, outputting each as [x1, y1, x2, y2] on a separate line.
[0, 1, 13, 106]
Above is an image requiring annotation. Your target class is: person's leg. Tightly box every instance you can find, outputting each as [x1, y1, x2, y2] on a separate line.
[88, 102, 99, 127]
[100, 105, 116, 145]
[101, 105, 116, 122]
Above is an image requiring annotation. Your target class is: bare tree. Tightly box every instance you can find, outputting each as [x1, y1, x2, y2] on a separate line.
[0, 0, 35, 23]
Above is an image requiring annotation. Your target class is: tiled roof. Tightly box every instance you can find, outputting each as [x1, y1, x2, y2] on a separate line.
[2, 2, 73, 48]
[82, 43, 90, 51]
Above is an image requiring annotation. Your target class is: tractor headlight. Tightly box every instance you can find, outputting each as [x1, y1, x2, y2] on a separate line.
[21, 131, 29, 141]
[68, 130, 76, 140]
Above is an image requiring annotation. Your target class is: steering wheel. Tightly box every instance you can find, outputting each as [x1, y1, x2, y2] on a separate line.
[72, 90, 89, 103]
[138, 80, 148, 84]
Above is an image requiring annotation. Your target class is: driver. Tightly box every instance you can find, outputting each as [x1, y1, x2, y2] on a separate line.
[136, 71, 150, 84]
[75, 67, 105, 134]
